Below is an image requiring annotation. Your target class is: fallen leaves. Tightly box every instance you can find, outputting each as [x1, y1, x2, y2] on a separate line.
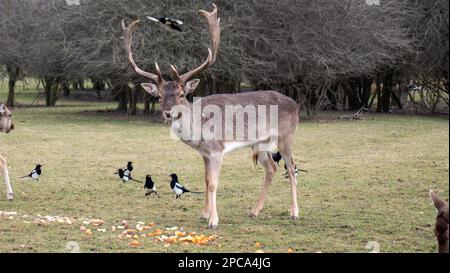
[128, 240, 142, 248]
[84, 229, 93, 236]
[33, 215, 76, 225]
[112, 222, 220, 248]
[2, 210, 221, 249]
[0, 211, 17, 217]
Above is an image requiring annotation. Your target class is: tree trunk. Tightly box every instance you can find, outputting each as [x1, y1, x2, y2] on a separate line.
[6, 64, 19, 107]
[361, 77, 372, 108]
[381, 72, 393, 113]
[376, 74, 383, 112]
[128, 82, 140, 116]
[143, 92, 150, 115]
[62, 81, 70, 97]
[43, 77, 61, 106]
[114, 82, 129, 112]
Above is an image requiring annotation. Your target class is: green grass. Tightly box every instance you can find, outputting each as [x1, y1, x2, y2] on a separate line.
[0, 89, 448, 253]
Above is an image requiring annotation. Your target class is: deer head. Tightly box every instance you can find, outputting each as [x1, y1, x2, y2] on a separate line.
[0, 102, 14, 134]
[430, 190, 449, 253]
[122, 4, 220, 120]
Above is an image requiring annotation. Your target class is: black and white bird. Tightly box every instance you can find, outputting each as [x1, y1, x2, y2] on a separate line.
[20, 164, 42, 181]
[117, 168, 142, 183]
[169, 173, 202, 199]
[146, 16, 183, 32]
[144, 175, 158, 197]
[271, 151, 307, 179]
[125, 161, 133, 172]
[271, 151, 283, 165]
[114, 161, 133, 175]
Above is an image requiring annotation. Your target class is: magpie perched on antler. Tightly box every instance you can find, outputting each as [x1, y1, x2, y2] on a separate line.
[147, 16, 183, 32]
[20, 164, 42, 181]
[169, 173, 202, 199]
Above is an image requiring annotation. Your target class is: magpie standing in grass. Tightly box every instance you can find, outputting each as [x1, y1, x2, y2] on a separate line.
[125, 161, 133, 172]
[146, 16, 183, 32]
[117, 169, 142, 183]
[169, 173, 202, 199]
[271, 151, 307, 179]
[20, 164, 42, 181]
[114, 161, 133, 174]
[144, 175, 158, 197]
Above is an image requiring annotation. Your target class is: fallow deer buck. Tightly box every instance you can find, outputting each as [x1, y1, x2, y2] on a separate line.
[122, 4, 300, 229]
[0, 102, 14, 201]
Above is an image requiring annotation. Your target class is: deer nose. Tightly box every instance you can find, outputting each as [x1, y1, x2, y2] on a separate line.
[164, 111, 172, 119]
[6, 123, 14, 133]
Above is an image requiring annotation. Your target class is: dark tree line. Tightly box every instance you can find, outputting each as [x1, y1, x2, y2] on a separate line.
[0, 0, 448, 115]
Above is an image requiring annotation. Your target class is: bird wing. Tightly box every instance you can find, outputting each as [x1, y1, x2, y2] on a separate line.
[31, 171, 39, 179]
[171, 24, 182, 32]
[146, 16, 159, 22]
[175, 182, 185, 190]
[173, 187, 183, 196]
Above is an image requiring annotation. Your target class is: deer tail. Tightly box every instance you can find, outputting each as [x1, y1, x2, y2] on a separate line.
[252, 152, 258, 167]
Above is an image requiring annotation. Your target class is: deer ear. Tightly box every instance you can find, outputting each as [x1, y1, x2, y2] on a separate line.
[430, 190, 447, 210]
[0, 102, 5, 113]
[184, 79, 200, 95]
[141, 83, 159, 97]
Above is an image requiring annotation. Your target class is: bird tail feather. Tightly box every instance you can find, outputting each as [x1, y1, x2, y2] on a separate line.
[130, 178, 143, 183]
[146, 16, 159, 22]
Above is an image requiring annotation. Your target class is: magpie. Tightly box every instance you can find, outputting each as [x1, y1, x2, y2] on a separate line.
[169, 173, 202, 199]
[114, 161, 133, 174]
[271, 151, 283, 165]
[147, 16, 183, 32]
[125, 161, 133, 172]
[20, 164, 42, 181]
[117, 168, 143, 183]
[271, 151, 307, 179]
[144, 175, 158, 197]
[117, 161, 133, 173]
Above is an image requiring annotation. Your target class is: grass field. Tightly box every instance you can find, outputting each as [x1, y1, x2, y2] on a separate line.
[0, 88, 448, 253]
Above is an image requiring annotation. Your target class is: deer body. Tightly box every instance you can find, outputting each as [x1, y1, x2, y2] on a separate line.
[430, 191, 449, 253]
[122, 4, 300, 228]
[0, 102, 14, 201]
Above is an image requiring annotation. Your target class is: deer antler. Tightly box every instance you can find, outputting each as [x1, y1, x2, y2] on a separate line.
[171, 3, 221, 83]
[122, 20, 164, 83]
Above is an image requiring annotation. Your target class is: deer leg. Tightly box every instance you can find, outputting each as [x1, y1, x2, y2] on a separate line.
[250, 152, 276, 218]
[0, 155, 13, 201]
[279, 149, 299, 221]
[204, 154, 223, 229]
[200, 156, 211, 221]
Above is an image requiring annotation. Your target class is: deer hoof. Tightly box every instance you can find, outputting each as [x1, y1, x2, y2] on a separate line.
[290, 216, 299, 222]
[249, 212, 258, 218]
[208, 224, 218, 230]
[7, 193, 13, 201]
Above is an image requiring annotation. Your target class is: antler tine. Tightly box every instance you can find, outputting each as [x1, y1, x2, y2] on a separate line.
[155, 62, 164, 80]
[122, 20, 164, 83]
[198, 3, 220, 63]
[171, 4, 220, 83]
[170, 65, 182, 83]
